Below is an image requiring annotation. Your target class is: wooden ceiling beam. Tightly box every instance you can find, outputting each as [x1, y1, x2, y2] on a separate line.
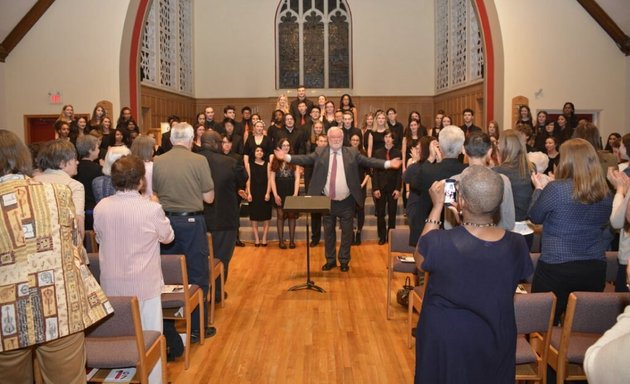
[577, 0, 630, 55]
[0, 0, 56, 63]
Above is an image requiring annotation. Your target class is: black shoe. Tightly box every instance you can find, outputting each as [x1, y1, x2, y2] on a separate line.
[309, 239, 320, 247]
[255, 243, 260, 247]
[355, 232, 361, 245]
[340, 264, 350, 272]
[289, 242, 296, 249]
[279, 241, 287, 249]
[411, 327, 417, 338]
[191, 326, 216, 343]
[321, 262, 336, 271]
[235, 240, 245, 247]
[378, 238, 386, 245]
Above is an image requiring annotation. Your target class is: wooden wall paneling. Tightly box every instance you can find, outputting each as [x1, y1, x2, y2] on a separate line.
[140, 86, 196, 133]
[433, 83, 484, 127]
[512, 96, 529, 129]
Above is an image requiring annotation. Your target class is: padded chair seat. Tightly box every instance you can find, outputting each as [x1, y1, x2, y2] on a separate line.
[86, 330, 161, 368]
[161, 284, 200, 308]
[515, 335, 537, 364]
[550, 327, 600, 364]
[392, 258, 417, 274]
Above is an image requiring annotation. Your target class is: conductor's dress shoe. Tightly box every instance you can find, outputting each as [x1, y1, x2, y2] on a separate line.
[321, 262, 337, 271]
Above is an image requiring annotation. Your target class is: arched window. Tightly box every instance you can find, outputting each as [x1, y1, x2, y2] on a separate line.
[276, 0, 352, 89]
[435, 0, 484, 92]
[140, 0, 193, 95]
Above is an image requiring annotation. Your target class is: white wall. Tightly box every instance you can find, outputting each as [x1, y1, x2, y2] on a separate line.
[2, 0, 130, 139]
[193, 0, 435, 99]
[494, 0, 627, 137]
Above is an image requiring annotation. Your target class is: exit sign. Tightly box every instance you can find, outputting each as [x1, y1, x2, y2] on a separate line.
[49, 92, 62, 104]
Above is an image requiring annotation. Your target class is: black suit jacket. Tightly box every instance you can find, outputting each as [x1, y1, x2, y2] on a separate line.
[289, 146, 388, 207]
[290, 98, 314, 121]
[159, 131, 173, 154]
[199, 149, 248, 231]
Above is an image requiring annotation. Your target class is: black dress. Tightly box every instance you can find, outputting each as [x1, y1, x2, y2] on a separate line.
[274, 163, 296, 207]
[370, 130, 386, 155]
[243, 135, 272, 162]
[415, 227, 533, 383]
[249, 161, 272, 221]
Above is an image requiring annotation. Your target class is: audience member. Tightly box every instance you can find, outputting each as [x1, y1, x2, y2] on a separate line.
[0, 129, 110, 384]
[35, 139, 85, 239]
[414, 165, 533, 383]
[153, 122, 215, 341]
[198, 130, 248, 302]
[584, 305, 630, 384]
[93, 146, 131, 204]
[607, 169, 630, 292]
[130, 135, 157, 198]
[495, 129, 534, 245]
[529, 138, 613, 323]
[94, 154, 174, 384]
[408, 126, 467, 247]
[404, 136, 438, 246]
[74, 135, 102, 230]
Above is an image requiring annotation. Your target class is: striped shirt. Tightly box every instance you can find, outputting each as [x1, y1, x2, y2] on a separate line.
[94, 190, 174, 300]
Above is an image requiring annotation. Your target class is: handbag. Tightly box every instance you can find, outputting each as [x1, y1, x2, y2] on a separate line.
[396, 276, 414, 307]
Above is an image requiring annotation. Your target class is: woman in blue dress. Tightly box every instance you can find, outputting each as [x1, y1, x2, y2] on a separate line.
[415, 165, 533, 383]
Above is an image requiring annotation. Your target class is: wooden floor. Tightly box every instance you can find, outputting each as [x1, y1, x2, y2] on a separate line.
[166, 241, 416, 384]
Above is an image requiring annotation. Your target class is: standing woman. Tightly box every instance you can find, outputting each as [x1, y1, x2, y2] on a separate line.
[57, 104, 76, 126]
[192, 124, 206, 153]
[89, 104, 107, 132]
[339, 94, 358, 124]
[441, 115, 452, 128]
[323, 101, 337, 130]
[495, 129, 534, 247]
[130, 135, 157, 198]
[74, 135, 103, 230]
[544, 136, 560, 174]
[404, 136, 437, 245]
[109, 128, 129, 149]
[275, 94, 290, 115]
[270, 138, 302, 249]
[76, 116, 89, 137]
[349, 133, 370, 245]
[246, 146, 272, 246]
[556, 114, 572, 146]
[533, 110, 548, 141]
[367, 111, 388, 157]
[487, 120, 500, 140]
[317, 95, 327, 114]
[530, 138, 612, 322]
[360, 112, 374, 151]
[243, 121, 273, 176]
[116, 107, 133, 131]
[402, 119, 423, 173]
[98, 116, 113, 159]
[54, 120, 71, 141]
[515, 105, 533, 127]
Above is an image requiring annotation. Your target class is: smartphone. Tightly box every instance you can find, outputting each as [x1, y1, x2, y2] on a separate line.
[444, 179, 456, 205]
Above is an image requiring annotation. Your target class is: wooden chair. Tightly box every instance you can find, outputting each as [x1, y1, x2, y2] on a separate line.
[604, 251, 619, 292]
[160, 254, 205, 370]
[547, 291, 630, 384]
[84, 230, 99, 253]
[85, 296, 166, 384]
[514, 292, 556, 384]
[407, 270, 430, 348]
[207, 233, 225, 325]
[87, 252, 101, 284]
[387, 228, 418, 319]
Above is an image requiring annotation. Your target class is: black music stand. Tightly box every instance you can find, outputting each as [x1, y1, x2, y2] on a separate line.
[283, 196, 330, 293]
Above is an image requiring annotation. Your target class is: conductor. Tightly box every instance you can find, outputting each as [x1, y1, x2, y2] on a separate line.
[274, 127, 401, 271]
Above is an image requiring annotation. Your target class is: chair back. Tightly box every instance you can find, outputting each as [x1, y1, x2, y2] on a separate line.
[86, 296, 138, 337]
[514, 292, 556, 334]
[84, 230, 99, 253]
[388, 228, 416, 254]
[87, 252, 100, 284]
[568, 292, 630, 334]
[161, 254, 188, 286]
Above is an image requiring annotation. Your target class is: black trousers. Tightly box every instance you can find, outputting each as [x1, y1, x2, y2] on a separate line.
[532, 259, 606, 324]
[375, 190, 398, 241]
[209, 230, 237, 301]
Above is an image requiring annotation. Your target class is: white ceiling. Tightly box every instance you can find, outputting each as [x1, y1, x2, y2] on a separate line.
[0, 0, 37, 42]
[0, 1, 628, 51]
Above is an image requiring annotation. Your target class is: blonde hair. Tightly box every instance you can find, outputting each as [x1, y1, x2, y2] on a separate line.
[275, 94, 289, 113]
[498, 129, 532, 178]
[556, 138, 609, 204]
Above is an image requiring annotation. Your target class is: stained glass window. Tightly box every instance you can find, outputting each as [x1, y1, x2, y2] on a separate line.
[140, 0, 193, 95]
[435, 0, 484, 93]
[276, 0, 352, 89]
